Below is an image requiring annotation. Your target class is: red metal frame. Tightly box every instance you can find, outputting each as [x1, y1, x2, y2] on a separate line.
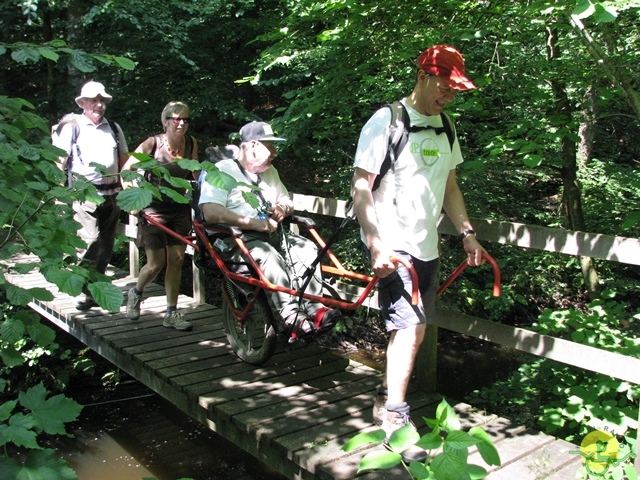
[137, 213, 499, 325]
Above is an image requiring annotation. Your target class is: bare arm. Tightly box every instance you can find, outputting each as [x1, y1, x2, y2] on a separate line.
[442, 169, 485, 266]
[190, 136, 200, 181]
[120, 137, 156, 189]
[351, 167, 396, 278]
[200, 203, 277, 234]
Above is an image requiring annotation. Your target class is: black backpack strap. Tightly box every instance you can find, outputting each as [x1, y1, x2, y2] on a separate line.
[65, 119, 80, 187]
[372, 101, 409, 191]
[107, 119, 123, 171]
[440, 112, 455, 151]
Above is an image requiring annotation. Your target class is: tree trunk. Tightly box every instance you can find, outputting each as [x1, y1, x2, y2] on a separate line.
[547, 26, 601, 300]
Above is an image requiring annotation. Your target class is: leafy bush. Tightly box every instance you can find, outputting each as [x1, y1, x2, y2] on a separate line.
[467, 292, 640, 454]
[343, 398, 501, 479]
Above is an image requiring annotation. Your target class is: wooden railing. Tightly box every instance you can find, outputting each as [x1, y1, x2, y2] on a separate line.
[120, 193, 640, 467]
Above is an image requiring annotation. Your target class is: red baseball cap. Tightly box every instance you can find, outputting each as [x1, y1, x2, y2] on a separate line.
[416, 45, 476, 91]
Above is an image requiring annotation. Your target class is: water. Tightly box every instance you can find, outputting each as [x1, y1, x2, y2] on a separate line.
[46, 380, 287, 480]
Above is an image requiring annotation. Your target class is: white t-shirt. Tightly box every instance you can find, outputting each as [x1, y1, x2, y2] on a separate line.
[198, 158, 291, 219]
[353, 100, 463, 261]
[54, 114, 126, 194]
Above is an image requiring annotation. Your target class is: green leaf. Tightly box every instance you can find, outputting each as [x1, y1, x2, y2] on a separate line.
[342, 429, 386, 452]
[0, 400, 18, 422]
[623, 463, 638, 480]
[593, 3, 617, 23]
[357, 450, 403, 473]
[522, 154, 542, 168]
[11, 46, 41, 64]
[431, 450, 469, 480]
[176, 158, 201, 172]
[469, 426, 501, 466]
[0, 317, 26, 343]
[1, 413, 39, 448]
[415, 428, 443, 451]
[201, 168, 238, 191]
[38, 47, 60, 62]
[158, 186, 189, 204]
[388, 424, 421, 452]
[43, 268, 85, 297]
[444, 430, 479, 451]
[86, 282, 124, 313]
[435, 399, 461, 432]
[0, 347, 25, 368]
[467, 464, 489, 479]
[26, 322, 56, 348]
[116, 187, 154, 212]
[409, 461, 435, 479]
[114, 56, 136, 70]
[0, 448, 78, 480]
[69, 50, 95, 73]
[2, 284, 53, 307]
[19, 383, 83, 436]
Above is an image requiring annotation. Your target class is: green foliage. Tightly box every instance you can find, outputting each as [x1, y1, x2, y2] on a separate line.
[343, 398, 500, 479]
[468, 293, 640, 445]
[0, 383, 81, 480]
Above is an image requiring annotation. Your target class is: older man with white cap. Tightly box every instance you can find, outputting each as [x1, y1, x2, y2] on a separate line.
[54, 81, 128, 310]
[198, 121, 341, 338]
[351, 45, 487, 462]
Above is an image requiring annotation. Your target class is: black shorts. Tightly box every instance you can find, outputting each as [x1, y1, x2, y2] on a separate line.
[138, 208, 192, 250]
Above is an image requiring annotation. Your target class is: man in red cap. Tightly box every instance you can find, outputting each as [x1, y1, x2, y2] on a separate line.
[351, 45, 486, 461]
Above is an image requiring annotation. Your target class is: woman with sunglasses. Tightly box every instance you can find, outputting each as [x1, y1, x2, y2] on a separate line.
[121, 101, 199, 331]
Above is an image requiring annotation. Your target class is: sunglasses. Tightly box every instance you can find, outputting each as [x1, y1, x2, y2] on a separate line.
[167, 117, 190, 124]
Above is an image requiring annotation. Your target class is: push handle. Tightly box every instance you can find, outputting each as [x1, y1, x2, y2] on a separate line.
[436, 252, 501, 297]
[388, 255, 420, 305]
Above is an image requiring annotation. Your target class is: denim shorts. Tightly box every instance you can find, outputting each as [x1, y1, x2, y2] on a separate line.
[376, 251, 439, 332]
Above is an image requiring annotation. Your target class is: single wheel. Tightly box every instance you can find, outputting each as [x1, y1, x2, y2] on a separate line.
[221, 279, 277, 365]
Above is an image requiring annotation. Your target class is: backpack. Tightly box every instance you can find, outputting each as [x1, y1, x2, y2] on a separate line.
[371, 101, 455, 191]
[51, 113, 121, 187]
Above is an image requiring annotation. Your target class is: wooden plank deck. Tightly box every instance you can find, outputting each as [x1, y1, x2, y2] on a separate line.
[5, 257, 583, 479]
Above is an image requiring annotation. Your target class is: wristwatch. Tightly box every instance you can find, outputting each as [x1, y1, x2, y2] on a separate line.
[460, 229, 476, 239]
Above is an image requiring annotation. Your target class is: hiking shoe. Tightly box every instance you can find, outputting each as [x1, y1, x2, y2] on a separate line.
[372, 385, 388, 426]
[284, 310, 312, 339]
[75, 293, 98, 311]
[382, 407, 427, 463]
[163, 311, 192, 331]
[126, 287, 142, 320]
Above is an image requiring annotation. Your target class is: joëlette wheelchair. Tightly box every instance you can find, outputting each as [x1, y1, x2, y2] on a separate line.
[139, 209, 501, 366]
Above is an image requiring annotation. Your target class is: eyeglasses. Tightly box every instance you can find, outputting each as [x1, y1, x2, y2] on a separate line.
[437, 84, 456, 98]
[167, 117, 190, 124]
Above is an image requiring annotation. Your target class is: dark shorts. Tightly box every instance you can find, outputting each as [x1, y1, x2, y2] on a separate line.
[377, 251, 439, 332]
[138, 208, 192, 250]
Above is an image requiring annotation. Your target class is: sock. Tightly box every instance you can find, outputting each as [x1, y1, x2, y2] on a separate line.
[166, 306, 176, 317]
[385, 401, 409, 414]
[133, 288, 142, 296]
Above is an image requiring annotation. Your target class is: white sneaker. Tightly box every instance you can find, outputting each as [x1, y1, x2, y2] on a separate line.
[126, 288, 142, 320]
[162, 311, 192, 331]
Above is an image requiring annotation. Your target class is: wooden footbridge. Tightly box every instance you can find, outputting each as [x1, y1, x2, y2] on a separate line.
[8, 255, 586, 480]
[6, 193, 640, 478]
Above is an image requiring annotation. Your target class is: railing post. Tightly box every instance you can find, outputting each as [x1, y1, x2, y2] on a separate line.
[635, 408, 640, 471]
[128, 214, 140, 278]
[416, 323, 438, 393]
[191, 252, 206, 304]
